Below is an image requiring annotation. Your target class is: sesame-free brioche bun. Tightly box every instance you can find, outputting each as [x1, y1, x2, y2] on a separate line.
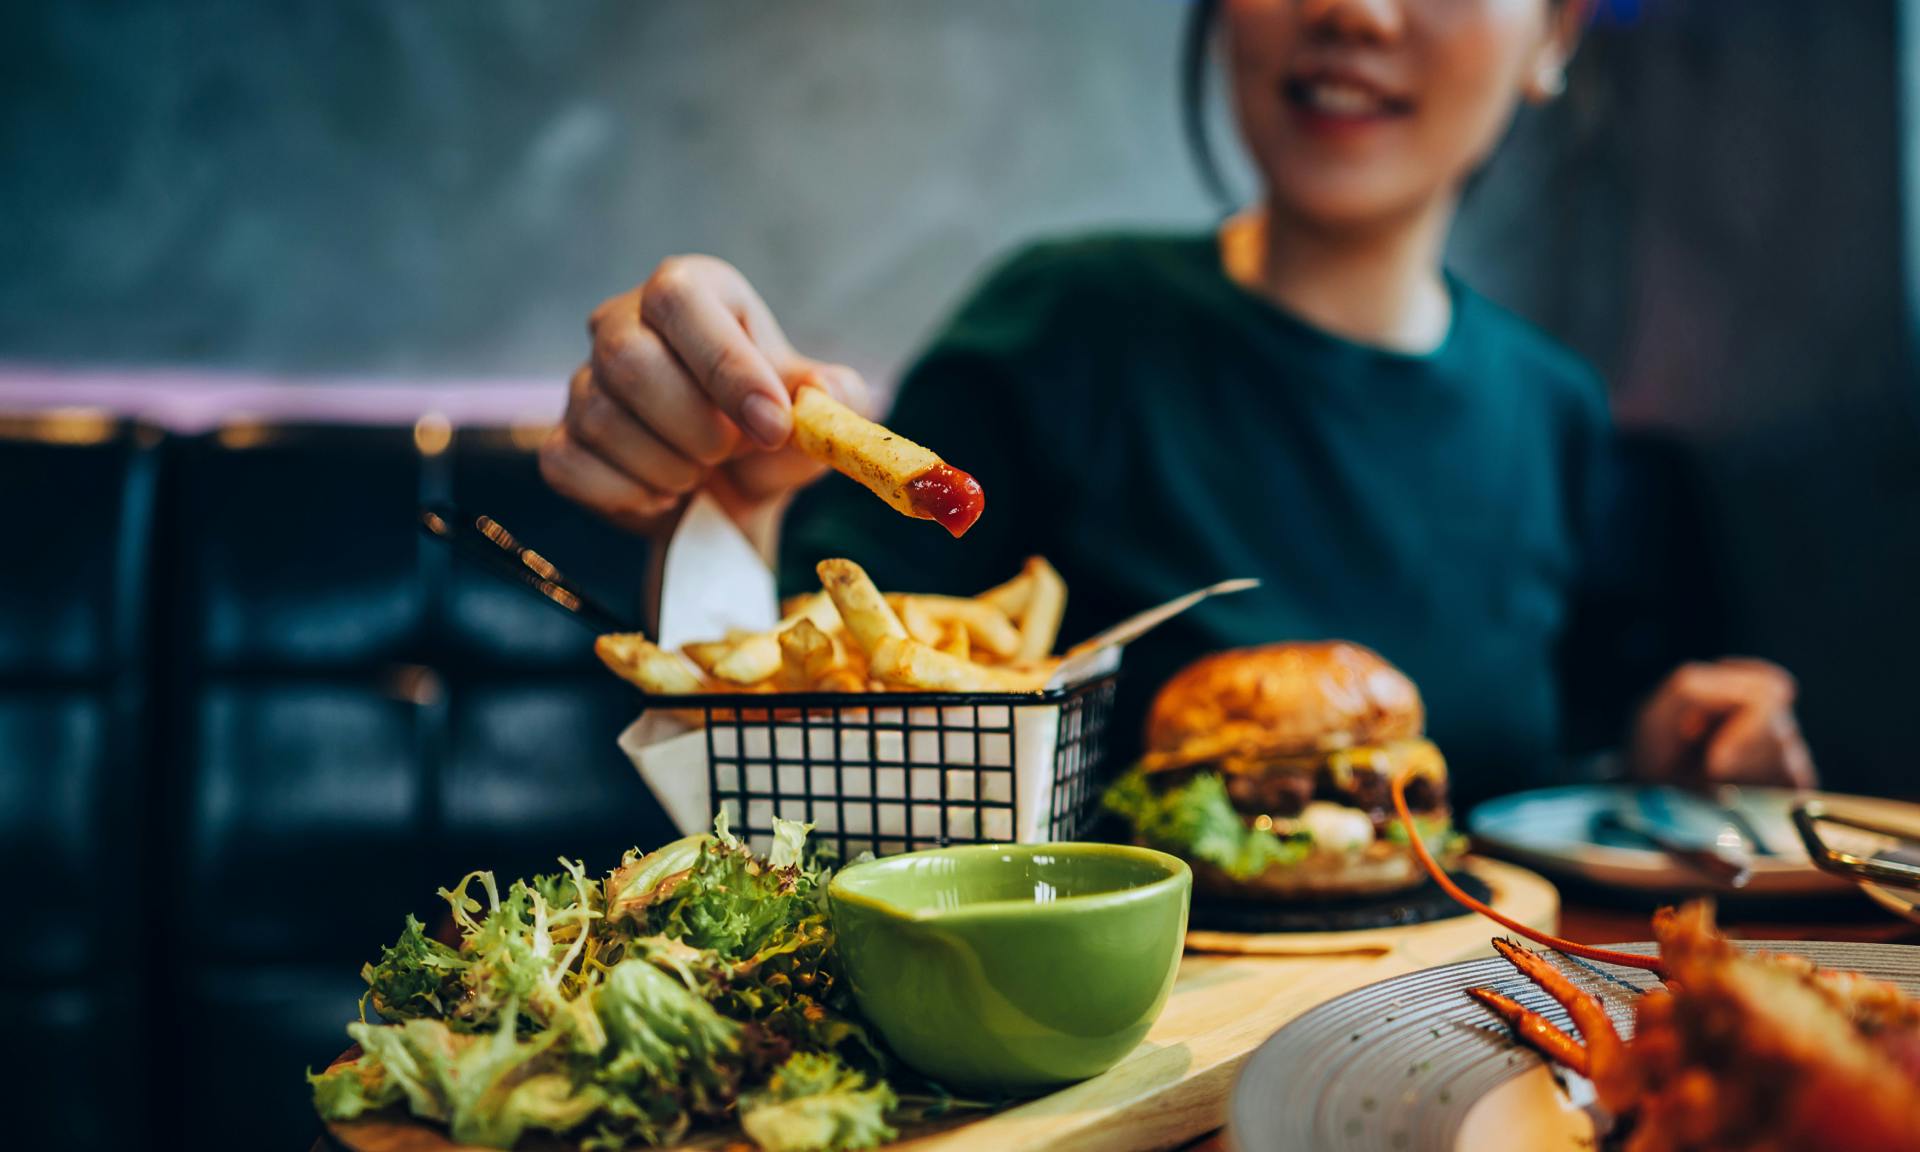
[1141, 641, 1424, 773]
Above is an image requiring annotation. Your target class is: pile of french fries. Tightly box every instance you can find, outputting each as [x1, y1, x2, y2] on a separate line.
[596, 556, 1067, 696]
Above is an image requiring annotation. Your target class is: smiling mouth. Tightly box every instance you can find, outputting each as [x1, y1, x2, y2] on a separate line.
[1283, 76, 1413, 120]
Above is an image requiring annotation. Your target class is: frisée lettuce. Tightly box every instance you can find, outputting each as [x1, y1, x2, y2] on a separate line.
[310, 816, 896, 1151]
[740, 1053, 898, 1152]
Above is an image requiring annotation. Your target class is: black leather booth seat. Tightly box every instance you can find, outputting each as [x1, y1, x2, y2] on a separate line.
[1, 418, 157, 1151]
[2, 417, 670, 1150]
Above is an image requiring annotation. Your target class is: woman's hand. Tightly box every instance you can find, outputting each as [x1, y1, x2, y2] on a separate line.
[1630, 658, 1816, 788]
[542, 255, 868, 536]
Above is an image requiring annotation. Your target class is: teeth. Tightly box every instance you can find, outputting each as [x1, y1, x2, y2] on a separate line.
[1302, 81, 1384, 116]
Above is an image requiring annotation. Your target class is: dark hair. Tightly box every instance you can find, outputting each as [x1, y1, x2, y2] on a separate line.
[1181, 0, 1230, 208]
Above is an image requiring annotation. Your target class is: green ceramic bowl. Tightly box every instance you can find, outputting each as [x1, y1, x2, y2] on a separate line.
[828, 842, 1191, 1094]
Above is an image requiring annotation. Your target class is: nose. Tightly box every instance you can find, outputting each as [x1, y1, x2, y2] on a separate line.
[1297, 0, 1405, 43]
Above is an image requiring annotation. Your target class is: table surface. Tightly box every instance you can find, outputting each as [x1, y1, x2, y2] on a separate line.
[1176, 900, 1920, 1152]
[308, 899, 1920, 1152]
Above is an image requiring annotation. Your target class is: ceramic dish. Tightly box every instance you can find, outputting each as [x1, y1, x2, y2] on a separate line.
[828, 842, 1190, 1093]
[1227, 940, 1920, 1152]
[1468, 785, 1920, 897]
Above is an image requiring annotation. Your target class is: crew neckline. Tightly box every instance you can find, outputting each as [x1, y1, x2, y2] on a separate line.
[1181, 231, 1467, 366]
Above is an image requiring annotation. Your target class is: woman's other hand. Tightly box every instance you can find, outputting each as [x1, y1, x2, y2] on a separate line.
[1630, 658, 1817, 788]
[542, 255, 868, 536]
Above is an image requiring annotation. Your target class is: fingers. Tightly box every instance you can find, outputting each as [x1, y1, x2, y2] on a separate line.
[640, 256, 796, 448]
[539, 422, 677, 533]
[555, 258, 872, 531]
[1703, 702, 1817, 787]
[591, 301, 742, 466]
[1663, 659, 1796, 715]
[1633, 658, 1816, 788]
[716, 363, 871, 504]
[561, 366, 703, 497]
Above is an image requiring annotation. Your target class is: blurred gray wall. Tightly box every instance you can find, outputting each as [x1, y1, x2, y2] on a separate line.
[4, 0, 1918, 793]
[0, 0, 1219, 383]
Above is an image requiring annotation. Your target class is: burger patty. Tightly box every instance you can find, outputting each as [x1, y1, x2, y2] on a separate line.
[1219, 762, 1444, 823]
[1148, 741, 1448, 829]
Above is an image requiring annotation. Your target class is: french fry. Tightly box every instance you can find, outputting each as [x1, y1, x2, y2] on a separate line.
[976, 570, 1033, 617]
[790, 384, 984, 538]
[779, 590, 843, 632]
[685, 631, 784, 685]
[600, 555, 1070, 703]
[1001, 657, 1065, 682]
[892, 595, 942, 645]
[817, 558, 907, 652]
[868, 635, 1051, 693]
[934, 619, 971, 661]
[777, 618, 836, 686]
[595, 633, 708, 695]
[893, 594, 1020, 659]
[1014, 556, 1066, 662]
[807, 624, 870, 689]
[681, 640, 730, 674]
[813, 666, 868, 693]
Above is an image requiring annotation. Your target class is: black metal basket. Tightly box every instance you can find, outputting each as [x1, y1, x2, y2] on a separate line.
[641, 673, 1119, 861]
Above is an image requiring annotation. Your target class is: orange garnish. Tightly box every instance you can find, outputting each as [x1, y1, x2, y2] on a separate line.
[1390, 770, 1665, 974]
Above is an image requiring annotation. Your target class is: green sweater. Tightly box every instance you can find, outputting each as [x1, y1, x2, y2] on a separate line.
[780, 233, 1615, 807]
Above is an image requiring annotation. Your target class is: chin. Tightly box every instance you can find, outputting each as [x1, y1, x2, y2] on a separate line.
[1259, 168, 1451, 235]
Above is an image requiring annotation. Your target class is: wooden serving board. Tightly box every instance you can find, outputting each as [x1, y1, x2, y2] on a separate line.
[325, 858, 1556, 1152]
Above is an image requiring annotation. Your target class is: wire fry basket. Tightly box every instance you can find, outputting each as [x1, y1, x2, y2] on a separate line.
[638, 673, 1119, 861]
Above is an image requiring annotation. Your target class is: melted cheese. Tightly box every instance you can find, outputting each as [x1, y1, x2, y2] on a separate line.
[1324, 739, 1446, 792]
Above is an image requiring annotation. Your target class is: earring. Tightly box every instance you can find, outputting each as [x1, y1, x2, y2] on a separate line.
[1535, 64, 1566, 99]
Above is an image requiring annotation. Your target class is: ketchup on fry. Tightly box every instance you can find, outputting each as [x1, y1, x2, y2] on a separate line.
[905, 464, 985, 537]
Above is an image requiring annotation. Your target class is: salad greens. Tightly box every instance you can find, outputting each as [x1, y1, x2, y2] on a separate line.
[740, 1052, 898, 1152]
[1103, 769, 1312, 880]
[1381, 810, 1464, 855]
[310, 816, 897, 1151]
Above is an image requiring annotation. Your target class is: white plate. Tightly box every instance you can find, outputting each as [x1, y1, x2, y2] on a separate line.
[1467, 785, 1920, 897]
[1228, 941, 1920, 1152]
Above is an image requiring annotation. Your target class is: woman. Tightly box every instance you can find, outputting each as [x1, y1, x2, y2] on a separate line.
[543, 0, 1813, 802]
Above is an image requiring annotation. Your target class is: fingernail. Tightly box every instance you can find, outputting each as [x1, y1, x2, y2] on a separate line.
[739, 394, 788, 449]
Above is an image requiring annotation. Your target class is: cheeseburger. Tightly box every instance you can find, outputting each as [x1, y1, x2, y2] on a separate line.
[1103, 641, 1463, 899]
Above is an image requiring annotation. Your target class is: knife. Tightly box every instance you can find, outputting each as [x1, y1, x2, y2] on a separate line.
[1594, 808, 1754, 889]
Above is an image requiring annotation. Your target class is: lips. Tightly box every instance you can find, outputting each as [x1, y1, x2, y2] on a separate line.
[1283, 72, 1414, 122]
